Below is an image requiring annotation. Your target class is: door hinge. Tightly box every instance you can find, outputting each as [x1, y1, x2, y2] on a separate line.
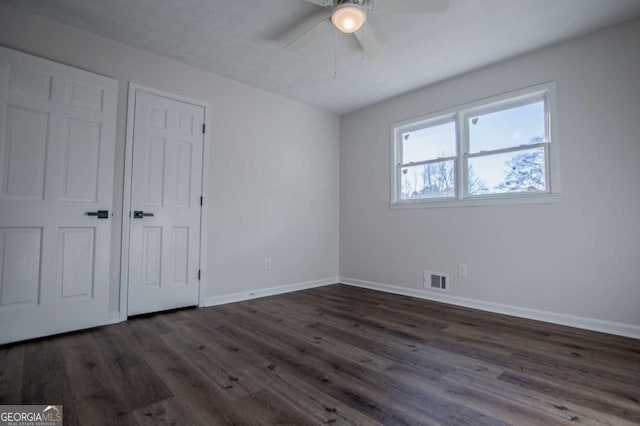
[199, 196, 203, 206]
[202, 123, 206, 134]
[197, 270, 201, 280]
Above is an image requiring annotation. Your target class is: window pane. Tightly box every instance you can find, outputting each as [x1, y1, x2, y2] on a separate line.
[469, 101, 545, 153]
[402, 121, 456, 164]
[468, 147, 546, 195]
[400, 160, 456, 200]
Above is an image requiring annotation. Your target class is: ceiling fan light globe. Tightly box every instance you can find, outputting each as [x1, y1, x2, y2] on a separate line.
[331, 5, 366, 34]
[343, 18, 356, 31]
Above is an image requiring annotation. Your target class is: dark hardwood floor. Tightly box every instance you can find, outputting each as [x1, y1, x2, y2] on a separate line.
[1, 284, 639, 425]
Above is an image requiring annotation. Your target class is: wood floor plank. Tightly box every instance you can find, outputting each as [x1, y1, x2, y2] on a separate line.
[159, 324, 265, 400]
[259, 293, 505, 382]
[498, 369, 640, 423]
[448, 322, 640, 380]
[308, 320, 504, 380]
[201, 309, 432, 425]
[0, 343, 23, 404]
[444, 369, 639, 426]
[2, 284, 639, 425]
[137, 337, 247, 425]
[231, 388, 314, 425]
[309, 305, 516, 375]
[91, 325, 174, 410]
[21, 341, 81, 426]
[179, 316, 383, 425]
[61, 333, 139, 426]
[507, 349, 640, 397]
[133, 397, 206, 426]
[383, 363, 571, 426]
[227, 300, 396, 372]
[208, 305, 508, 425]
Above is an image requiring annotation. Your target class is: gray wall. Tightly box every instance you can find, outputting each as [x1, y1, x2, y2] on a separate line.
[0, 3, 340, 313]
[340, 18, 640, 327]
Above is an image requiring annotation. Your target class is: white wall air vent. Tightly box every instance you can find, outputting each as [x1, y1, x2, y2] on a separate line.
[424, 271, 449, 293]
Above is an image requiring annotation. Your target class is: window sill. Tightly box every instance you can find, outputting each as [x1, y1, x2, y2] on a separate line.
[389, 193, 561, 209]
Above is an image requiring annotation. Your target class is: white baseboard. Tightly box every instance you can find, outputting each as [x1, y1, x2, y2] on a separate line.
[202, 277, 338, 307]
[340, 277, 640, 340]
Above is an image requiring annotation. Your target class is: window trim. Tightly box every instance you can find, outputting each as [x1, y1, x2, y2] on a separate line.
[390, 82, 560, 207]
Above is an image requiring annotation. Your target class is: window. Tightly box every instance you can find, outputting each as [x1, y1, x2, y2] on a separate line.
[391, 83, 558, 207]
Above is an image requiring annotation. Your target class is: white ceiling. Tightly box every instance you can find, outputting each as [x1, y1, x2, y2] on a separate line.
[4, 0, 640, 114]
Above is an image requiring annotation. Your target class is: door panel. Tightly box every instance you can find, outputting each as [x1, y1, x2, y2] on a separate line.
[57, 227, 95, 298]
[3, 106, 49, 199]
[0, 227, 41, 307]
[0, 46, 117, 344]
[61, 118, 101, 202]
[171, 227, 189, 285]
[143, 226, 162, 287]
[145, 135, 166, 206]
[174, 140, 192, 207]
[66, 80, 104, 112]
[9, 68, 52, 100]
[128, 90, 204, 316]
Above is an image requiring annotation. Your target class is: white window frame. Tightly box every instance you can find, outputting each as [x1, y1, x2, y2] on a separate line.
[390, 82, 560, 208]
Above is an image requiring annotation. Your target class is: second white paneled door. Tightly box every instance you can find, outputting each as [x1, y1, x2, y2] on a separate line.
[0, 46, 117, 344]
[127, 89, 205, 316]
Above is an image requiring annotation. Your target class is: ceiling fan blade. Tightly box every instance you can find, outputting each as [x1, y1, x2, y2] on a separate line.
[284, 17, 333, 52]
[354, 22, 384, 60]
[301, 0, 333, 5]
[372, 0, 450, 14]
[279, 9, 332, 51]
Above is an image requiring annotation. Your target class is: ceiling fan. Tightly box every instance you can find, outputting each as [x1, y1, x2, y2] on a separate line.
[281, 0, 450, 60]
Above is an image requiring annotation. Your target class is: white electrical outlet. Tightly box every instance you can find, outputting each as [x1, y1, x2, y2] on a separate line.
[458, 264, 468, 278]
[264, 258, 272, 271]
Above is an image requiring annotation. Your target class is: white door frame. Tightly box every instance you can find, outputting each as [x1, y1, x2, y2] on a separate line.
[119, 82, 211, 320]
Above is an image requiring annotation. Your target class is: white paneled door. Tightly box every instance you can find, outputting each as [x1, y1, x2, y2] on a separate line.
[127, 90, 204, 316]
[0, 47, 117, 344]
